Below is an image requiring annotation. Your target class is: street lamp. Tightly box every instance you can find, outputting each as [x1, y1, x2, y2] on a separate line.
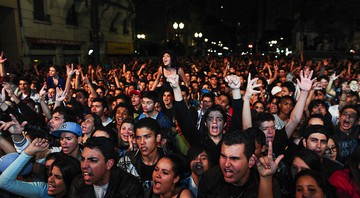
[173, 22, 178, 30]
[179, 22, 184, 29]
[194, 32, 202, 38]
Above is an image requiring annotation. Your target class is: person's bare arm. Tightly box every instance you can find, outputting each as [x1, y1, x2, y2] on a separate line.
[242, 74, 261, 130]
[0, 52, 7, 77]
[285, 70, 315, 138]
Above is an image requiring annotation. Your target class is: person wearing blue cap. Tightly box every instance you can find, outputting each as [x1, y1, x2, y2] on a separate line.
[0, 138, 81, 198]
[51, 121, 83, 161]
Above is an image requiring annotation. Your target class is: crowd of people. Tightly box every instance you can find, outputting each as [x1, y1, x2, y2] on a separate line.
[0, 50, 358, 198]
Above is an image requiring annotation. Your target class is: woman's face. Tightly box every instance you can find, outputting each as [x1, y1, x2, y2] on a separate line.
[152, 158, 179, 195]
[162, 53, 172, 67]
[324, 138, 337, 161]
[253, 102, 265, 113]
[296, 175, 325, 198]
[47, 166, 67, 197]
[81, 114, 95, 135]
[291, 157, 310, 179]
[49, 67, 57, 77]
[269, 98, 279, 114]
[119, 122, 134, 143]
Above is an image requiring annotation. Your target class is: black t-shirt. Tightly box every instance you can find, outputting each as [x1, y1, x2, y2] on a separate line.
[272, 128, 290, 157]
[332, 126, 359, 163]
[139, 160, 156, 190]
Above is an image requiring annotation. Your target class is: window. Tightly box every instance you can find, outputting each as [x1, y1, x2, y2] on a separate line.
[33, 0, 51, 22]
[66, 4, 78, 26]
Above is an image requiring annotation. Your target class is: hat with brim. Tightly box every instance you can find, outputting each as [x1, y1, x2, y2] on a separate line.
[0, 153, 33, 176]
[51, 122, 82, 137]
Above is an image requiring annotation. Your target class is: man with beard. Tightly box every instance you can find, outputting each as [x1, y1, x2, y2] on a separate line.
[332, 105, 359, 163]
[183, 145, 212, 197]
[70, 137, 143, 197]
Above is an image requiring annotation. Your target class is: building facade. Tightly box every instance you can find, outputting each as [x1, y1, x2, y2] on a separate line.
[0, 0, 135, 68]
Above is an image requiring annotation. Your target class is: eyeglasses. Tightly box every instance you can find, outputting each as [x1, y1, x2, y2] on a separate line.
[325, 146, 337, 154]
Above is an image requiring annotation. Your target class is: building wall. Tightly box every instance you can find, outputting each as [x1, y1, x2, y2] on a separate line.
[0, 0, 134, 68]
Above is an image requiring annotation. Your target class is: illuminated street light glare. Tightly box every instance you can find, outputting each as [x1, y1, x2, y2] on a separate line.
[179, 22, 184, 29]
[204, 38, 208, 42]
[194, 32, 199, 37]
[198, 33, 202, 38]
[173, 22, 178, 29]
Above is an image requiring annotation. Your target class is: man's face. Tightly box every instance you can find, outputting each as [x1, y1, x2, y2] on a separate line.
[314, 91, 325, 100]
[205, 111, 225, 138]
[115, 107, 129, 126]
[190, 151, 210, 176]
[60, 132, 80, 156]
[303, 133, 327, 157]
[136, 127, 160, 157]
[141, 98, 155, 114]
[210, 77, 218, 86]
[75, 92, 87, 105]
[345, 94, 358, 105]
[81, 114, 95, 135]
[217, 95, 229, 110]
[96, 88, 104, 98]
[91, 102, 105, 117]
[279, 69, 285, 77]
[339, 108, 358, 132]
[279, 98, 294, 115]
[131, 94, 141, 107]
[162, 92, 173, 106]
[201, 97, 213, 110]
[125, 71, 132, 81]
[19, 80, 29, 94]
[81, 147, 114, 186]
[311, 104, 326, 116]
[259, 121, 276, 144]
[219, 144, 251, 186]
[49, 112, 65, 132]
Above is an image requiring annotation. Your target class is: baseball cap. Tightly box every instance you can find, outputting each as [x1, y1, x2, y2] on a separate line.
[303, 125, 328, 139]
[271, 86, 282, 96]
[0, 153, 33, 175]
[51, 122, 82, 137]
[130, 90, 141, 96]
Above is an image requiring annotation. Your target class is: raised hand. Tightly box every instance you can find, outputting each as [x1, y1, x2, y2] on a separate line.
[167, 74, 180, 88]
[0, 87, 6, 103]
[55, 87, 67, 102]
[39, 85, 47, 100]
[66, 63, 77, 76]
[224, 75, 241, 90]
[0, 114, 27, 135]
[0, 52, 7, 64]
[296, 70, 315, 92]
[244, 73, 261, 100]
[24, 138, 49, 156]
[330, 72, 339, 81]
[253, 141, 284, 177]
